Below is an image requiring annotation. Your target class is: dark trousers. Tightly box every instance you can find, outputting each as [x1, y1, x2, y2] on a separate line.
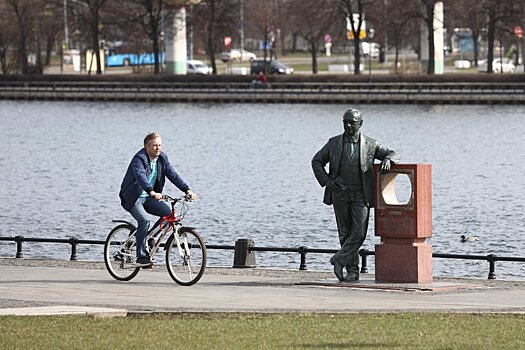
[129, 196, 171, 258]
[332, 190, 370, 274]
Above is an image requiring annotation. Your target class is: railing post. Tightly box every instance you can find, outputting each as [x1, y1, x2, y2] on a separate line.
[298, 246, 308, 271]
[359, 249, 368, 273]
[15, 235, 24, 258]
[487, 254, 497, 280]
[69, 237, 78, 261]
[232, 239, 256, 268]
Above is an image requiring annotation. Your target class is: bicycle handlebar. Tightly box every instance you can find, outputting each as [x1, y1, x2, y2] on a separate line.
[162, 194, 193, 203]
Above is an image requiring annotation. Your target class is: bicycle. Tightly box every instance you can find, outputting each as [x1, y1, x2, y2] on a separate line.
[103, 195, 207, 286]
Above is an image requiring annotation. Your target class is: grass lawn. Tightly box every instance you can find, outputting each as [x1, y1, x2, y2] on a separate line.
[1, 313, 524, 349]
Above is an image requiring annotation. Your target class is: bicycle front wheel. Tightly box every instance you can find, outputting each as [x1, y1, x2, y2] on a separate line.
[104, 224, 140, 281]
[166, 227, 207, 286]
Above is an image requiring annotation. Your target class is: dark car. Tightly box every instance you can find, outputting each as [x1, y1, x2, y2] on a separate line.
[250, 59, 294, 75]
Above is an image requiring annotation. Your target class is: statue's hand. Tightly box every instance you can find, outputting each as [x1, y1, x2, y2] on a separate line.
[326, 179, 343, 192]
[380, 158, 392, 173]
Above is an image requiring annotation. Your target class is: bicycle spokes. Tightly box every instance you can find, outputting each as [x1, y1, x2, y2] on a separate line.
[104, 225, 140, 281]
[165, 229, 207, 286]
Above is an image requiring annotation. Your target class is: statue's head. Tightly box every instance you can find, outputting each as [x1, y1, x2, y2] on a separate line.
[342, 108, 363, 137]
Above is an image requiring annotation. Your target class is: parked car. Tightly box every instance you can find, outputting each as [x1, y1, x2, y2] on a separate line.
[250, 59, 294, 75]
[478, 58, 515, 73]
[187, 59, 213, 74]
[220, 49, 257, 62]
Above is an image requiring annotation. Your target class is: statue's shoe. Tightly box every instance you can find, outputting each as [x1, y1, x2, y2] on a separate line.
[343, 273, 359, 282]
[330, 256, 344, 281]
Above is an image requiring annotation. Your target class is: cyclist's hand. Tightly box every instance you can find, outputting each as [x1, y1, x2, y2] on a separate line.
[186, 189, 198, 201]
[149, 191, 163, 200]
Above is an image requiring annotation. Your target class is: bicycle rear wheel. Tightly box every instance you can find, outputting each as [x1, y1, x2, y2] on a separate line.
[104, 224, 140, 281]
[165, 227, 207, 286]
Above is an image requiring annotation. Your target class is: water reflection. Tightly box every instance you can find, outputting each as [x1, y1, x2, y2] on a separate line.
[0, 101, 524, 279]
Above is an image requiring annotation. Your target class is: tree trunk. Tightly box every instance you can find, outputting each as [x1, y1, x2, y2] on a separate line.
[151, 21, 159, 74]
[45, 35, 54, 66]
[35, 31, 43, 74]
[11, 1, 29, 74]
[93, 24, 102, 74]
[470, 29, 479, 66]
[354, 39, 361, 74]
[487, 9, 495, 74]
[311, 41, 318, 74]
[521, 36, 525, 70]
[395, 45, 399, 74]
[205, 0, 217, 74]
[425, 2, 434, 74]
[206, 25, 216, 74]
[292, 32, 298, 52]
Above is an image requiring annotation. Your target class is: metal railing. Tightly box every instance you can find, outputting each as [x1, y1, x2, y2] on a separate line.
[357, 249, 525, 280]
[1, 235, 524, 280]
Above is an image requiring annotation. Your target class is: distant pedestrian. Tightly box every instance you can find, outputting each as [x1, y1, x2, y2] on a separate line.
[252, 71, 270, 88]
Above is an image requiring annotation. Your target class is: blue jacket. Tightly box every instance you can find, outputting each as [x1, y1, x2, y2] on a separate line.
[119, 149, 190, 211]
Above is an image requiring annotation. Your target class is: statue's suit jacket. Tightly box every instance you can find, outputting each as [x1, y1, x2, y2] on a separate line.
[312, 133, 400, 207]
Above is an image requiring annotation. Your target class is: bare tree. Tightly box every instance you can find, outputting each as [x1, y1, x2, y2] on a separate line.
[116, 0, 164, 74]
[245, 1, 276, 62]
[290, 0, 339, 74]
[7, 0, 33, 73]
[446, 0, 484, 66]
[338, 0, 376, 74]
[194, 0, 237, 74]
[0, 1, 18, 73]
[38, 2, 63, 67]
[70, 0, 108, 74]
[389, 0, 440, 74]
[482, 0, 521, 73]
[379, 0, 418, 73]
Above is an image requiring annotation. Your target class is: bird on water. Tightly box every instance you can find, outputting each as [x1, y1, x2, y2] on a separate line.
[461, 235, 480, 242]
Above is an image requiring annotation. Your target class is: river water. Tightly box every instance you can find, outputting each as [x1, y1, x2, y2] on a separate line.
[1, 101, 524, 280]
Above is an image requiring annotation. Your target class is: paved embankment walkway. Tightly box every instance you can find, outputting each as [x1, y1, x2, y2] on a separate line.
[0, 258, 524, 316]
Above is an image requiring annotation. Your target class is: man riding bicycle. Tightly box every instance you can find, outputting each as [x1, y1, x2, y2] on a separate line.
[119, 132, 198, 267]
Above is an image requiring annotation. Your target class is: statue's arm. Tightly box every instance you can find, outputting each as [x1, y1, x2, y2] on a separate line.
[375, 142, 400, 163]
[311, 141, 331, 186]
[374, 142, 400, 173]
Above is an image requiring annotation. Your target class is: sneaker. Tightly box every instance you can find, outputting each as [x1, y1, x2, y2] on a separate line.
[136, 256, 152, 267]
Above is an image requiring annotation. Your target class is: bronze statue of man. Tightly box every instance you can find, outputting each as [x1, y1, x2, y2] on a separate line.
[312, 108, 400, 281]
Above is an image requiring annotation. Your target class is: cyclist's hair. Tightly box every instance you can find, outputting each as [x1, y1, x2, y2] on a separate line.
[144, 132, 161, 147]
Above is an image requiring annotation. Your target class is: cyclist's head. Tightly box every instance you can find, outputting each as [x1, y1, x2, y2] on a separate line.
[144, 132, 162, 159]
[144, 132, 161, 147]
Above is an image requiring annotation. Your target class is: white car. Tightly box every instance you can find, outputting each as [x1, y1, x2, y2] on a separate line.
[478, 58, 515, 73]
[187, 60, 213, 74]
[220, 49, 257, 62]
